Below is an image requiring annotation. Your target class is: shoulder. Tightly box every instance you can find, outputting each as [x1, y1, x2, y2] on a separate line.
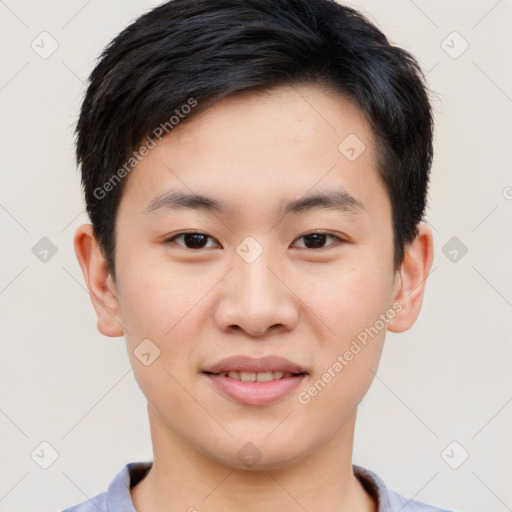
[61, 491, 108, 512]
[386, 487, 453, 511]
[353, 465, 454, 512]
[60, 462, 151, 512]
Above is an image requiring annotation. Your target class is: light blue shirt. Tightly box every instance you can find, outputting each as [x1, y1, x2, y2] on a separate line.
[62, 462, 453, 512]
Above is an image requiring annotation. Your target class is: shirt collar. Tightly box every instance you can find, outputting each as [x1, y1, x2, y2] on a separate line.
[106, 462, 151, 512]
[106, 461, 392, 511]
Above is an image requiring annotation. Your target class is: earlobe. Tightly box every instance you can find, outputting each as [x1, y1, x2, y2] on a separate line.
[73, 224, 125, 337]
[387, 222, 434, 333]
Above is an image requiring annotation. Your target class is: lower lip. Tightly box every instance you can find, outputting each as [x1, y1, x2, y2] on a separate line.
[203, 373, 306, 406]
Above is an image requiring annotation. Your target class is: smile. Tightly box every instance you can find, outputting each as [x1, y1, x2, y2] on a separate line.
[207, 370, 303, 381]
[203, 372, 307, 405]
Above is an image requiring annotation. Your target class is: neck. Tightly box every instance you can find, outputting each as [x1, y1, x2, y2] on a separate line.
[131, 405, 376, 512]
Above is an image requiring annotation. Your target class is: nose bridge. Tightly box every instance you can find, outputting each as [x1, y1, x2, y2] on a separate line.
[233, 240, 283, 308]
[215, 237, 298, 335]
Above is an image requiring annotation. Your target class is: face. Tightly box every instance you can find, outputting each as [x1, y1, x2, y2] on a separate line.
[105, 84, 402, 469]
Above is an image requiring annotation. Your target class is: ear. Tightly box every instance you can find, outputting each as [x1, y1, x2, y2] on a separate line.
[387, 222, 434, 333]
[73, 224, 124, 337]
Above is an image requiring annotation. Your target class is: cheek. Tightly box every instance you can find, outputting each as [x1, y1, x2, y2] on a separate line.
[118, 264, 206, 410]
[292, 259, 393, 341]
[297, 261, 393, 411]
[295, 270, 389, 417]
[116, 256, 197, 336]
[116, 258, 224, 379]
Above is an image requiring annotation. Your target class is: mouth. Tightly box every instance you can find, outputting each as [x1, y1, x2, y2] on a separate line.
[203, 354, 309, 375]
[203, 370, 306, 381]
[202, 355, 309, 405]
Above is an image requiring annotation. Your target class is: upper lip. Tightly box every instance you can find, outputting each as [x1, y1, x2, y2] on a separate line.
[203, 355, 309, 375]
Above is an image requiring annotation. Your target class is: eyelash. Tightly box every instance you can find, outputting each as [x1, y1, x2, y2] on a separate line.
[164, 231, 345, 250]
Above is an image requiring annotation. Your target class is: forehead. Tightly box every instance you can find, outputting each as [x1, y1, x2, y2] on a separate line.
[118, 83, 386, 220]
[167, 84, 374, 159]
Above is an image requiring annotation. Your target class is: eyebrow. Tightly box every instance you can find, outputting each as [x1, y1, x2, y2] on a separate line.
[281, 189, 364, 216]
[144, 188, 364, 216]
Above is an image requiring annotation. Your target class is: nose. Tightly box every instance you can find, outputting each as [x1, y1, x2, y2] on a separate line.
[214, 248, 299, 338]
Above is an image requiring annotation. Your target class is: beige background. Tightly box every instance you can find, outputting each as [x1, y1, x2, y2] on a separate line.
[1, 1, 511, 511]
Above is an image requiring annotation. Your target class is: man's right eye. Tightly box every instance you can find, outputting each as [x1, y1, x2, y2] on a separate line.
[165, 232, 220, 249]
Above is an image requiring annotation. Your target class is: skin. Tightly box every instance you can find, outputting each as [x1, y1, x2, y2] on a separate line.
[74, 83, 433, 512]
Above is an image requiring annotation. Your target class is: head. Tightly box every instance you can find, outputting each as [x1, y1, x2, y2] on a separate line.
[74, 0, 434, 470]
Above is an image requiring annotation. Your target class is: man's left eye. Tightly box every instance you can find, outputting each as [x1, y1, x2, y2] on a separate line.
[292, 232, 342, 249]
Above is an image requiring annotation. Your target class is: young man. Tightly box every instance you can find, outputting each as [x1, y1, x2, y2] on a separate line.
[65, 0, 450, 510]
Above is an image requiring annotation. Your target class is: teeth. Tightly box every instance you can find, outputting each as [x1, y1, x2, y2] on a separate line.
[256, 371, 273, 382]
[218, 370, 295, 381]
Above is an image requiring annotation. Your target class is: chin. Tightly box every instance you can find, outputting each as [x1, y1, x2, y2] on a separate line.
[201, 434, 312, 472]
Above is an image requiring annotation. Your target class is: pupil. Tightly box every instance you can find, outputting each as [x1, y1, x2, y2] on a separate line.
[305, 233, 326, 249]
[185, 233, 207, 248]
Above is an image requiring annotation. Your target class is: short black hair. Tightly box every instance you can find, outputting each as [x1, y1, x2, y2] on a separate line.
[76, 0, 433, 277]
